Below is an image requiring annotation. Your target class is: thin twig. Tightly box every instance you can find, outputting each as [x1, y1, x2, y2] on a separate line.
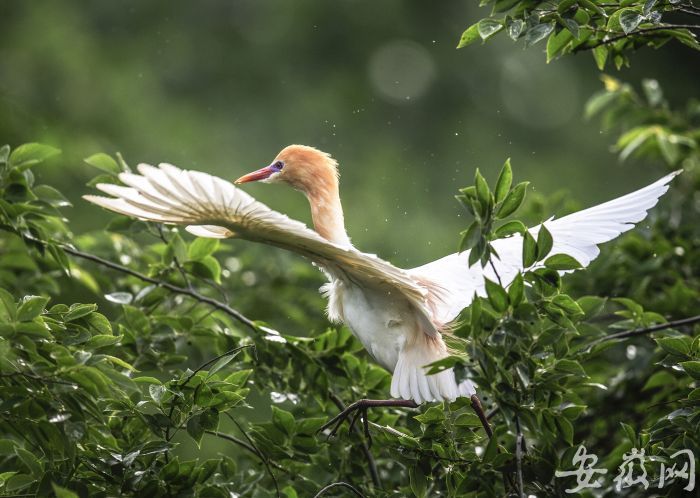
[155, 225, 194, 290]
[180, 344, 254, 389]
[24, 235, 259, 335]
[313, 482, 366, 498]
[328, 392, 381, 489]
[590, 314, 700, 345]
[165, 344, 254, 445]
[575, 24, 700, 52]
[205, 430, 287, 473]
[226, 413, 281, 498]
[488, 258, 503, 287]
[514, 415, 525, 498]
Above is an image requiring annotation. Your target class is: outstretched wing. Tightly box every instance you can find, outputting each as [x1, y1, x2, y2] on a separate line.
[84, 163, 430, 317]
[410, 170, 681, 326]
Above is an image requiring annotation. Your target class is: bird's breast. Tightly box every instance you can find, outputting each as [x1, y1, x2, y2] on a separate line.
[327, 281, 416, 371]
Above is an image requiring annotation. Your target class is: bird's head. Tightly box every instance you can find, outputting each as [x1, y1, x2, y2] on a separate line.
[235, 145, 339, 195]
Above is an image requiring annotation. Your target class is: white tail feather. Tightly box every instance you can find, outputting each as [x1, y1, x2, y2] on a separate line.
[390, 338, 476, 403]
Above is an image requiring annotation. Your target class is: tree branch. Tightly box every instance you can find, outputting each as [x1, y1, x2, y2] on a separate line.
[25, 235, 259, 335]
[313, 482, 366, 498]
[328, 392, 381, 489]
[575, 24, 700, 53]
[591, 314, 700, 345]
[205, 430, 288, 483]
[225, 412, 281, 498]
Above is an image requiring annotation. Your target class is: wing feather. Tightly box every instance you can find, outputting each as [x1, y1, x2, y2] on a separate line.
[410, 170, 680, 325]
[84, 163, 430, 320]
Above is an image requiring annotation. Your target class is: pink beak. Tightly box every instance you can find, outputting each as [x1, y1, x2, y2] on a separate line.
[235, 166, 276, 184]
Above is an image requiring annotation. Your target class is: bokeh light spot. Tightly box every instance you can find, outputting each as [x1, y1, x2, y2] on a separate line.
[368, 40, 435, 103]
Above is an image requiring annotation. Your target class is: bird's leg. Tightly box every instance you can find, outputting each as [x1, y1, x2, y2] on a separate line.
[470, 394, 493, 439]
[319, 398, 418, 443]
[320, 395, 493, 444]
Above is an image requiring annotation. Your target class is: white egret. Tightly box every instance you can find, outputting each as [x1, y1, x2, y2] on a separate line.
[84, 145, 679, 437]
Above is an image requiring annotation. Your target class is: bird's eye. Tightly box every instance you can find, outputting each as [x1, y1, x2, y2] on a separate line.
[273, 161, 284, 171]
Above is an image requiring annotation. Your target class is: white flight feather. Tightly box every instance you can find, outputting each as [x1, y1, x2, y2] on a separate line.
[409, 170, 681, 325]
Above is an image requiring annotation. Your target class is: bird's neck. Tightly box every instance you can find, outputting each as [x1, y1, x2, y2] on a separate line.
[305, 183, 351, 247]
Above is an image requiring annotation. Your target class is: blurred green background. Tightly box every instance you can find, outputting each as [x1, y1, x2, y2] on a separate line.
[1, 0, 698, 267]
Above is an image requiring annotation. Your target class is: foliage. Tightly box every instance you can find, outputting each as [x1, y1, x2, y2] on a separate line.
[1, 119, 698, 496]
[0, 6, 699, 492]
[458, 0, 700, 68]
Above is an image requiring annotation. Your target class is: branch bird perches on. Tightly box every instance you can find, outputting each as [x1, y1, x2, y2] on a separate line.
[84, 145, 679, 439]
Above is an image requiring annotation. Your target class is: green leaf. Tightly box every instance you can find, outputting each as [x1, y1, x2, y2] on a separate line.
[544, 254, 581, 271]
[134, 376, 163, 385]
[64, 303, 97, 321]
[561, 404, 587, 419]
[14, 447, 42, 476]
[536, 225, 553, 261]
[0, 144, 10, 164]
[188, 238, 220, 261]
[103, 355, 137, 371]
[592, 46, 608, 70]
[34, 185, 72, 207]
[272, 406, 295, 436]
[9, 143, 60, 170]
[656, 337, 691, 357]
[524, 22, 555, 47]
[52, 483, 79, 498]
[507, 19, 525, 40]
[104, 292, 133, 304]
[414, 406, 445, 424]
[494, 158, 512, 203]
[149, 384, 166, 404]
[556, 359, 586, 376]
[459, 222, 481, 252]
[478, 19, 503, 40]
[16, 295, 49, 322]
[86, 334, 121, 349]
[0, 289, 17, 322]
[680, 361, 700, 380]
[619, 9, 642, 34]
[485, 279, 508, 313]
[5, 474, 34, 492]
[563, 18, 580, 39]
[281, 486, 299, 498]
[620, 422, 636, 444]
[457, 23, 480, 48]
[494, 0, 519, 12]
[409, 465, 428, 498]
[84, 153, 120, 175]
[474, 168, 491, 210]
[643, 0, 658, 15]
[496, 181, 528, 218]
[199, 408, 220, 431]
[187, 414, 205, 445]
[494, 220, 526, 238]
[556, 417, 574, 445]
[522, 231, 537, 268]
[206, 354, 235, 379]
[224, 369, 253, 388]
[551, 294, 584, 315]
[546, 28, 573, 62]
[508, 273, 524, 307]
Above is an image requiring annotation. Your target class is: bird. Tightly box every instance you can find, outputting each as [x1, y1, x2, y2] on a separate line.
[84, 145, 679, 436]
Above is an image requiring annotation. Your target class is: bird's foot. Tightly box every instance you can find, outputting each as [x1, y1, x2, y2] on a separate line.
[318, 398, 418, 445]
